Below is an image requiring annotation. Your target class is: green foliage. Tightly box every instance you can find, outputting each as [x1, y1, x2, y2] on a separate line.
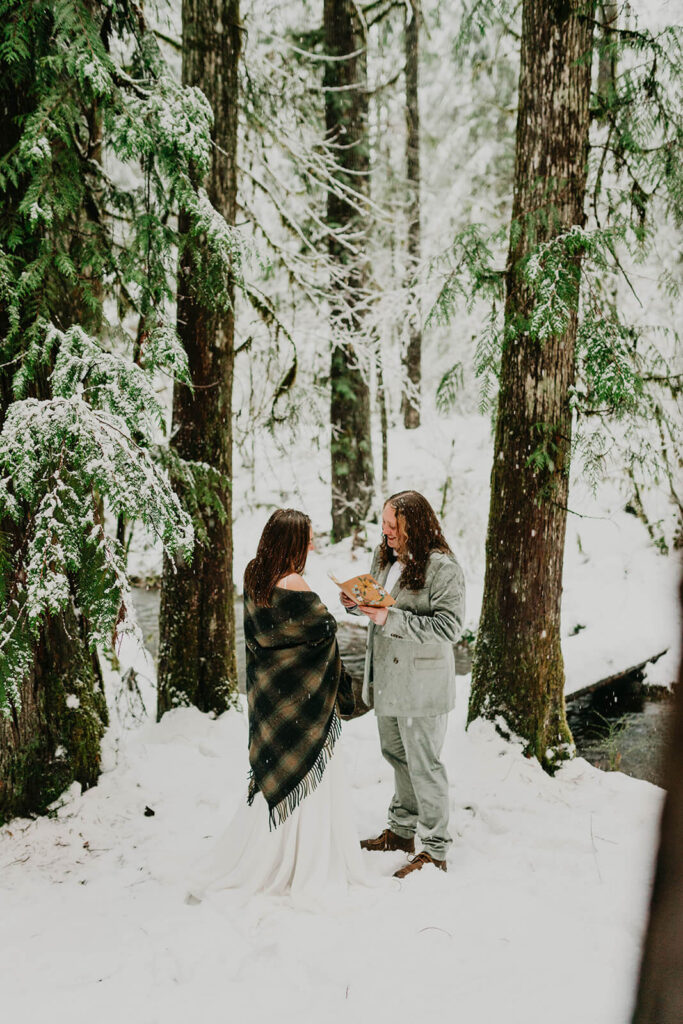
[435, 362, 464, 414]
[427, 223, 504, 329]
[0, 2, 238, 339]
[574, 311, 644, 416]
[524, 226, 591, 342]
[0, 0, 244, 715]
[428, 225, 506, 416]
[458, 627, 477, 648]
[451, 0, 521, 66]
[591, 20, 683, 226]
[430, 8, 683, 500]
[525, 421, 562, 476]
[0, 349, 194, 713]
[157, 447, 229, 548]
[474, 309, 504, 415]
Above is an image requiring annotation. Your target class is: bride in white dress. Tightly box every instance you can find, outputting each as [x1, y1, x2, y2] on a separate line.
[200, 733, 369, 907]
[195, 509, 373, 908]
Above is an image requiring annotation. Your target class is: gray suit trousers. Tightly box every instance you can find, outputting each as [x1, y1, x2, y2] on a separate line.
[377, 713, 452, 861]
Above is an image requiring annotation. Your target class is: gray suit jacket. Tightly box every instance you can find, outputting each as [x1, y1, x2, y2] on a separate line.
[351, 547, 466, 717]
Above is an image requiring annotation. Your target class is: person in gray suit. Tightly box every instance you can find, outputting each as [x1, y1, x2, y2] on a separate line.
[341, 490, 465, 878]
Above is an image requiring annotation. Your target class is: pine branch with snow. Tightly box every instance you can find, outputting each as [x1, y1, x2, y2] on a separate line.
[0, 0, 246, 715]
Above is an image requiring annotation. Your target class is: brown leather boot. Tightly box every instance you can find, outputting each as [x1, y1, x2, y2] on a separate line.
[360, 828, 415, 854]
[393, 851, 447, 878]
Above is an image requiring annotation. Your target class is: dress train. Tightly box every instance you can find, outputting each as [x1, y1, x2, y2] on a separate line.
[193, 739, 376, 909]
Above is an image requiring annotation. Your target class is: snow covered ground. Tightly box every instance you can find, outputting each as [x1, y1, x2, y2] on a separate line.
[0, 660, 665, 1024]
[2, 412, 677, 1023]
[5, 399, 676, 1023]
[3, 1, 679, 1016]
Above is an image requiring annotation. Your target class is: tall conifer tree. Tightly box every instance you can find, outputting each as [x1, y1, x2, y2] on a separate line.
[400, 0, 422, 430]
[0, 0, 233, 818]
[324, 0, 375, 540]
[157, 0, 241, 716]
[430, 2, 681, 763]
[0, 0, 108, 814]
[468, 0, 595, 763]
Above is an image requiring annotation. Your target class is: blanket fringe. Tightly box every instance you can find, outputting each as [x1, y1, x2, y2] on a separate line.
[250, 712, 343, 831]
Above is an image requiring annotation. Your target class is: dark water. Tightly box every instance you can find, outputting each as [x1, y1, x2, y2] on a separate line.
[566, 673, 675, 787]
[131, 586, 673, 787]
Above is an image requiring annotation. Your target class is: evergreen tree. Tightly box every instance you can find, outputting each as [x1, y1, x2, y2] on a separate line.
[400, 0, 422, 429]
[0, 0, 239, 819]
[466, 0, 595, 765]
[324, 0, 375, 540]
[157, 0, 242, 718]
[430, 0, 682, 765]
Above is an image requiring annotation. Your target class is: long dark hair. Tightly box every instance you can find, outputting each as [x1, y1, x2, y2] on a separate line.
[244, 508, 312, 607]
[378, 490, 451, 591]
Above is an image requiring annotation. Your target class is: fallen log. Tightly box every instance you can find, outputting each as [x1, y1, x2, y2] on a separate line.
[566, 649, 669, 703]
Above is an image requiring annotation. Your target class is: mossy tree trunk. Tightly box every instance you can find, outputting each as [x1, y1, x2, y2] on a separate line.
[0, 609, 107, 824]
[468, 0, 595, 766]
[324, 0, 375, 540]
[157, 0, 240, 717]
[400, 0, 422, 430]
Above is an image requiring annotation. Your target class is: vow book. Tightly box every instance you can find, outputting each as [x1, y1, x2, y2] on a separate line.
[329, 572, 396, 608]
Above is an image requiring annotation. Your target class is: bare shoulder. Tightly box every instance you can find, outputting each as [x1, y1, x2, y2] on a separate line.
[281, 573, 311, 592]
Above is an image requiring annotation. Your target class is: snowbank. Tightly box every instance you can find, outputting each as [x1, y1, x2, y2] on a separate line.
[0, 673, 663, 1024]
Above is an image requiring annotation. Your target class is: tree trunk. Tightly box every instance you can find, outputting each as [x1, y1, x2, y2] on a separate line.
[597, 1, 618, 105]
[631, 582, 683, 1023]
[468, 0, 594, 765]
[324, 0, 375, 541]
[157, 0, 241, 717]
[0, 609, 107, 823]
[377, 350, 389, 493]
[400, 0, 422, 430]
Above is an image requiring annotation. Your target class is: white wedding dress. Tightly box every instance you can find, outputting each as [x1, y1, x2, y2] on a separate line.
[193, 576, 375, 908]
[194, 737, 373, 909]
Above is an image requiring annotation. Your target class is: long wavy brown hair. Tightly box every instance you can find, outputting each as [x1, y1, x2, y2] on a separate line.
[244, 508, 312, 607]
[378, 490, 451, 591]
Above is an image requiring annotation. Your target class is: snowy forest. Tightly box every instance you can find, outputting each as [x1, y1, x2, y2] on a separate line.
[1, 0, 682, 1021]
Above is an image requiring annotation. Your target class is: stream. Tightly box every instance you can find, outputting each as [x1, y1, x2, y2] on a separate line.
[131, 586, 674, 788]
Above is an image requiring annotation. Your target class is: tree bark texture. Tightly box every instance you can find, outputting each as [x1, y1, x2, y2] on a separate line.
[157, 0, 240, 717]
[377, 351, 389, 493]
[0, 609, 107, 824]
[468, 0, 594, 764]
[631, 581, 683, 1024]
[324, 0, 375, 540]
[400, 0, 422, 430]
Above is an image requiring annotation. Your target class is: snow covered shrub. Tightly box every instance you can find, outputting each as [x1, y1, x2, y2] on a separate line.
[0, 0, 242, 716]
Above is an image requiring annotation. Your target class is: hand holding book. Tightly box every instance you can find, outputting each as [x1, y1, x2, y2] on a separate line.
[357, 604, 389, 626]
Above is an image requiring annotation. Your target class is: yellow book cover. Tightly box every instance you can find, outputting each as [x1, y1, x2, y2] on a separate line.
[329, 572, 396, 608]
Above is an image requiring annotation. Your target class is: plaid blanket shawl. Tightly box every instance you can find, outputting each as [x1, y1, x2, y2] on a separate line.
[244, 588, 353, 828]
